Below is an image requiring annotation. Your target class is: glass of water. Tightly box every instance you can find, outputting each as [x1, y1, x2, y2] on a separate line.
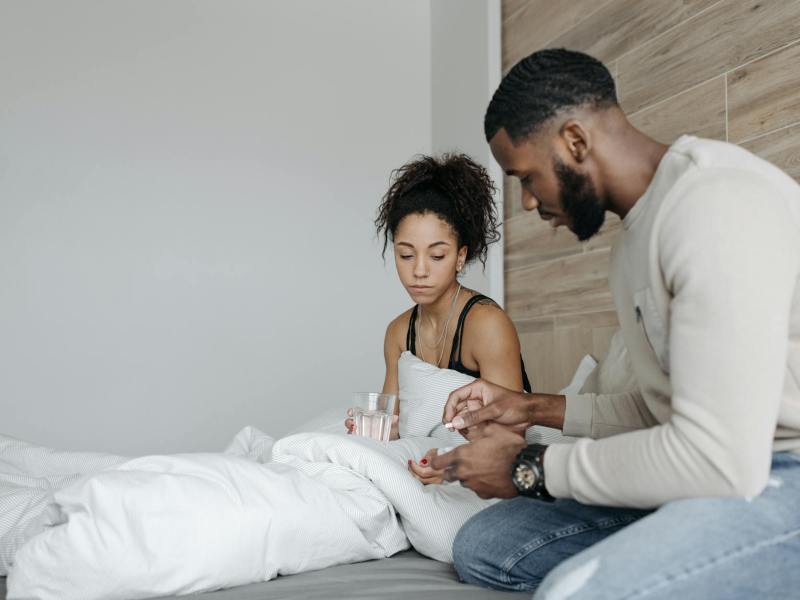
[351, 392, 396, 444]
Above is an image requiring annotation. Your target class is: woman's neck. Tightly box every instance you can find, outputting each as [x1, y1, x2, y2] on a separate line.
[421, 281, 463, 326]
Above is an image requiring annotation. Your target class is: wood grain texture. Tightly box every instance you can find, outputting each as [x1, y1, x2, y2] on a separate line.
[503, 175, 523, 219]
[502, 0, 608, 72]
[617, 0, 800, 114]
[506, 249, 614, 321]
[519, 328, 558, 391]
[728, 41, 800, 143]
[741, 122, 800, 182]
[547, 0, 720, 63]
[627, 76, 726, 143]
[505, 210, 583, 271]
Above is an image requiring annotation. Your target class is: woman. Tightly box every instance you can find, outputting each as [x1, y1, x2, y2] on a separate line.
[348, 153, 531, 484]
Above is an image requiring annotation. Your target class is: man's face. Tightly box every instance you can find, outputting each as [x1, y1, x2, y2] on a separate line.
[489, 128, 606, 241]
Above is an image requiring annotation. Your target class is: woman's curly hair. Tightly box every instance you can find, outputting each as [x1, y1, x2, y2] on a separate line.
[375, 153, 500, 267]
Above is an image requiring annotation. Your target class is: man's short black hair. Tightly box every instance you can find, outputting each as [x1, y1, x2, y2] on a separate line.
[485, 48, 617, 143]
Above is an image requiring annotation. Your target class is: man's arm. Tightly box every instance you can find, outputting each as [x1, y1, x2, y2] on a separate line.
[546, 171, 798, 507]
[563, 329, 657, 438]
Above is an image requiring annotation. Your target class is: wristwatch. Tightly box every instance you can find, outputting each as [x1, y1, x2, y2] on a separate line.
[511, 444, 555, 501]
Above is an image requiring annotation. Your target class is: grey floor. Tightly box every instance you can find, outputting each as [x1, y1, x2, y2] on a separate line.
[1, 551, 529, 600]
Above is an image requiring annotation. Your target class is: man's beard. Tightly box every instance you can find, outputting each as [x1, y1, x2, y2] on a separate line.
[553, 157, 606, 241]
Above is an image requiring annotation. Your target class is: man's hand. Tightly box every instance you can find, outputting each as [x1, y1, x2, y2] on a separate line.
[430, 424, 527, 498]
[443, 379, 567, 432]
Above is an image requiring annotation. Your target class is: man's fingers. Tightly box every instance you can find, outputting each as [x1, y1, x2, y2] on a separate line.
[430, 447, 458, 472]
[443, 381, 486, 422]
[449, 403, 498, 430]
[442, 464, 460, 482]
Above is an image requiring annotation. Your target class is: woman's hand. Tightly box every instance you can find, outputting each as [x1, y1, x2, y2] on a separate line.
[344, 408, 355, 434]
[345, 408, 399, 440]
[408, 448, 445, 485]
[432, 424, 527, 499]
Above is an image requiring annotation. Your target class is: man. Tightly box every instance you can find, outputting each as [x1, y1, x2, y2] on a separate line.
[432, 48, 800, 599]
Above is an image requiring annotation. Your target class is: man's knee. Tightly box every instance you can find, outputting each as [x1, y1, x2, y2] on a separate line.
[452, 510, 492, 585]
[452, 501, 540, 592]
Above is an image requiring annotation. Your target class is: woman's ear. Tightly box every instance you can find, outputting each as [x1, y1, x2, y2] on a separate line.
[560, 119, 591, 163]
[456, 246, 468, 272]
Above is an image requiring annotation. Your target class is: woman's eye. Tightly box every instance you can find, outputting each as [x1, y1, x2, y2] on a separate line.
[400, 255, 413, 260]
[431, 256, 445, 261]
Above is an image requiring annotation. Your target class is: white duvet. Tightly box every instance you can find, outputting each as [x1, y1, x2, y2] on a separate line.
[3, 427, 492, 600]
[2, 351, 589, 600]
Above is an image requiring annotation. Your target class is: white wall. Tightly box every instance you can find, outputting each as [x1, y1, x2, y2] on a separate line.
[0, 0, 432, 454]
[431, 0, 503, 302]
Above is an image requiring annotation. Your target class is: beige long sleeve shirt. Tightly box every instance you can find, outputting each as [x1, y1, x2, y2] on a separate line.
[545, 136, 800, 508]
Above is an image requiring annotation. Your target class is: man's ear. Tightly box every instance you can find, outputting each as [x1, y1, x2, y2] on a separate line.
[559, 119, 591, 163]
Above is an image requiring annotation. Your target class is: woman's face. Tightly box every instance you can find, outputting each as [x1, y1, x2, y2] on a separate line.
[393, 212, 467, 305]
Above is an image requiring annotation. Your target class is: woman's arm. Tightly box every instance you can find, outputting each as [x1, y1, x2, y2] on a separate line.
[466, 304, 524, 391]
[381, 316, 404, 439]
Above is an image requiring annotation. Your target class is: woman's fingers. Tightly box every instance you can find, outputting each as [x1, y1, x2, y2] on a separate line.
[408, 456, 445, 485]
[345, 407, 355, 433]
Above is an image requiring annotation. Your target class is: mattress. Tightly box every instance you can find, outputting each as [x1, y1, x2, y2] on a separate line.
[0, 551, 529, 600]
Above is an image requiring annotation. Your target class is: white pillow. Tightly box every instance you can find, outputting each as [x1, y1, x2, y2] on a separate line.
[398, 350, 591, 447]
[524, 355, 596, 445]
[397, 351, 473, 445]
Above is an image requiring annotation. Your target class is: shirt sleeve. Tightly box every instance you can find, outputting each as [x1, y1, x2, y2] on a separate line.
[562, 329, 657, 438]
[563, 390, 658, 438]
[545, 169, 798, 508]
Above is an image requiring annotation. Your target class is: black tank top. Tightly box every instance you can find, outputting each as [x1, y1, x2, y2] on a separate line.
[406, 293, 532, 393]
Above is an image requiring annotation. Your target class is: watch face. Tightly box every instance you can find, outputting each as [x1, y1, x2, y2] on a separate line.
[513, 462, 537, 491]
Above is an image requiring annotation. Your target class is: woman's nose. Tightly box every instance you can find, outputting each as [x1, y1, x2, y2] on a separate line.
[413, 257, 428, 278]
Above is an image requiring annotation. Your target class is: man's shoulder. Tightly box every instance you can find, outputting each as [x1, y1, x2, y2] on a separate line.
[666, 136, 798, 194]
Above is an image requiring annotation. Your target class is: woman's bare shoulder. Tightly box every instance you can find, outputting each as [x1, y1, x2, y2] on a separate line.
[385, 307, 414, 346]
[464, 297, 518, 340]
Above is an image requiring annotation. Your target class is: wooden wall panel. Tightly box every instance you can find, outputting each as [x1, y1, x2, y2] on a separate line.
[627, 76, 726, 144]
[502, 0, 800, 392]
[505, 210, 582, 270]
[742, 123, 800, 181]
[545, 0, 719, 64]
[502, 0, 606, 72]
[618, 0, 800, 114]
[728, 41, 800, 143]
[505, 250, 614, 320]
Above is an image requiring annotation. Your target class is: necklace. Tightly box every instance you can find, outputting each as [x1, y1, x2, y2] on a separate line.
[417, 283, 462, 367]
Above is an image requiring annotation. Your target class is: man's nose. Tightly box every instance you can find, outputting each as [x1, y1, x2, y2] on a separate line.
[521, 186, 539, 211]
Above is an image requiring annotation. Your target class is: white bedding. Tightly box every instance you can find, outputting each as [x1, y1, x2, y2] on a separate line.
[2, 351, 595, 599]
[4, 427, 493, 600]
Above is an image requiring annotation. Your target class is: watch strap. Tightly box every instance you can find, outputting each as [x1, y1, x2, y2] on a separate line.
[514, 443, 555, 502]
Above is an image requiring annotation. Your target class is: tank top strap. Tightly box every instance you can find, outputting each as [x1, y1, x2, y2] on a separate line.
[448, 293, 493, 366]
[406, 305, 419, 354]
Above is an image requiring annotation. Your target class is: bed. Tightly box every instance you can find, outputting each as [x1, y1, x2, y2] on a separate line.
[3, 352, 590, 599]
[1, 551, 528, 600]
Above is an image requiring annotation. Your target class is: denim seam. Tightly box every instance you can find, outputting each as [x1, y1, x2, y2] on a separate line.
[499, 515, 642, 587]
[621, 527, 800, 599]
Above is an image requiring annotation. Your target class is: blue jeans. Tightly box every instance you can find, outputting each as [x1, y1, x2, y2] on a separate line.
[453, 452, 800, 599]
